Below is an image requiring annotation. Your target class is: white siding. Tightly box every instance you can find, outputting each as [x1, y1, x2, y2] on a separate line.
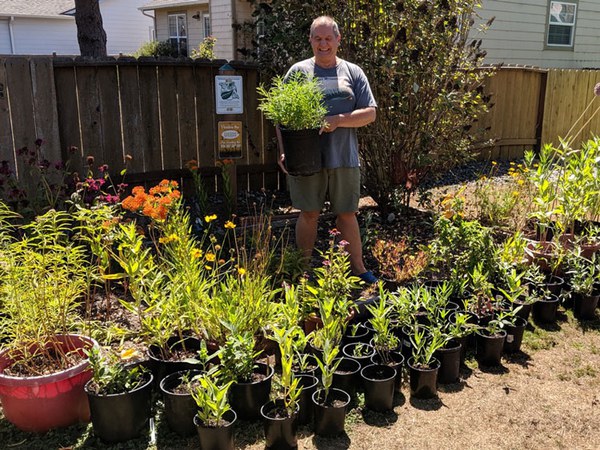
[101, 0, 154, 55]
[471, 0, 600, 68]
[155, 7, 209, 55]
[11, 17, 79, 55]
[0, 19, 11, 54]
[210, 0, 234, 60]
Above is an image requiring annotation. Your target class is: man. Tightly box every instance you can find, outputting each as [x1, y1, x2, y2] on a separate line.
[278, 16, 378, 283]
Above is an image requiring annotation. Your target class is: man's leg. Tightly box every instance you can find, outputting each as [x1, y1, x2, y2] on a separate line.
[296, 210, 321, 260]
[336, 212, 367, 275]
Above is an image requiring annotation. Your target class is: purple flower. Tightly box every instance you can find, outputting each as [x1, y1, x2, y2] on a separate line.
[35, 138, 44, 147]
[338, 240, 349, 247]
[595, 82, 600, 97]
[322, 259, 331, 266]
[98, 164, 109, 173]
[17, 146, 29, 156]
[104, 194, 120, 204]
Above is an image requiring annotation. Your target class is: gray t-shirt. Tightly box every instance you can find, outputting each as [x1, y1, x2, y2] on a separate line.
[285, 58, 377, 169]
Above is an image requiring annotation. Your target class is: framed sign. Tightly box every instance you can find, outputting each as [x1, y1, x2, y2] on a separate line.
[218, 121, 243, 159]
[215, 75, 243, 114]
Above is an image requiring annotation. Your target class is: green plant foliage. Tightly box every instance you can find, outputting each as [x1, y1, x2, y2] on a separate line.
[191, 36, 217, 59]
[249, 0, 493, 212]
[133, 40, 177, 58]
[257, 72, 327, 130]
[86, 347, 148, 396]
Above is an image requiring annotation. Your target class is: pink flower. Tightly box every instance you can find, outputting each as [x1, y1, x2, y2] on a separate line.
[595, 82, 600, 96]
[338, 240, 349, 247]
[328, 228, 341, 236]
[322, 259, 331, 266]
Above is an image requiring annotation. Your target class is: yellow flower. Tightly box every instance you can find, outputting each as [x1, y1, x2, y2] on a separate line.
[205, 252, 216, 262]
[120, 348, 140, 361]
[215, 244, 222, 251]
[491, 161, 497, 166]
[224, 220, 236, 229]
[238, 267, 246, 276]
[517, 179, 525, 186]
[191, 248, 203, 259]
[512, 191, 519, 197]
[159, 233, 179, 244]
[205, 265, 213, 271]
[204, 214, 217, 223]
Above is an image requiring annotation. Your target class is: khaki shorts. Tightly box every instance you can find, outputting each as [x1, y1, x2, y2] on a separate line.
[288, 167, 361, 214]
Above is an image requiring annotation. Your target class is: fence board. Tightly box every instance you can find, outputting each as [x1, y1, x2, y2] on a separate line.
[244, 67, 264, 190]
[76, 66, 104, 165]
[118, 65, 146, 173]
[96, 65, 123, 172]
[137, 65, 162, 172]
[0, 60, 14, 165]
[158, 65, 179, 170]
[30, 58, 61, 163]
[194, 64, 216, 191]
[5, 58, 36, 161]
[54, 64, 83, 172]
[175, 65, 197, 168]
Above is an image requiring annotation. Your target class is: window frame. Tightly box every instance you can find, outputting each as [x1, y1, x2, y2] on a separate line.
[203, 13, 211, 39]
[545, 0, 578, 49]
[168, 12, 188, 56]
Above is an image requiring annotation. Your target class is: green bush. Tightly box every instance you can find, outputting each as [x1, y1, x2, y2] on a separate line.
[191, 36, 217, 59]
[134, 40, 176, 58]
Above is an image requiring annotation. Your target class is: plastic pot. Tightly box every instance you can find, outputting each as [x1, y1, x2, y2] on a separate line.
[229, 362, 274, 420]
[408, 357, 440, 399]
[342, 323, 372, 346]
[0, 334, 97, 432]
[296, 374, 318, 425]
[572, 292, 599, 320]
[342, 342, 376, 370]
[261, 399, 299, 450]
[85, 372, 154, 443]
[160, 369, 203, 437]
[532, 294, 560, 323]
[370, 350, 404, 393]
[331, 357, 361, 399]
[194, 409, 236, 450]
[504, 317, 528, 354]
[312, 388, 350, 437]
[147, 336, 203, 386]
[361, 364, 396, 412]
[280, 127, 322, 176]
[434, 340, 462, 384]
[476, 330, 507, 366]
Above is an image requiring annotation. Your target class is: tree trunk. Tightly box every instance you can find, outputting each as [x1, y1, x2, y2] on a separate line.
[74, 0, 107, 57]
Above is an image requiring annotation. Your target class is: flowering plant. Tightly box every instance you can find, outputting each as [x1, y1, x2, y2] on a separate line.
[371, 237, 428, 283]
[86, 346, 148, 395]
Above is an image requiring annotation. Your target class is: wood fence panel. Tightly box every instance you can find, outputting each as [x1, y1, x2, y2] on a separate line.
[244, 67, 264, 190]
[5, 58, 36, 163]
[580, 71, 600, 142]
[157, 65, 179, 170]
[54, 64, 83, 172]
[30, 58, 61, 163]
[76, 66, 104, 165]
[137, 65, 162, 172]
[97, 65, 124, 172]
[118, 65, 145, 173]
[0, 60, 14, 165]
[194, 64, 216, 192]
[175, 65, 198, 168]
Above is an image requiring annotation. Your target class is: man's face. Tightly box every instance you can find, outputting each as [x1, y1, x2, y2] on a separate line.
[309, 23, 341, 64]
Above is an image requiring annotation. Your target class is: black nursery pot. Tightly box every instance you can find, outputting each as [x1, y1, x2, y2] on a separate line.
[194, 409, 236, 450]
[229, 362, 274, 421]
[434, 340, 462, 384]
[572, 292, 599, 320]
[261, 399, 299, 450]
[408, 357, 440, 399]
[370, 350, 404, 393]
[476, 329, 507, 366]
[342, 342, 376, 370]
[296, 374, 319, 426]
[503, 317, 528, 354]
[280, 127, 322, 176]
[361, 364, 396, 412]
[160, 370, 203, 437]
[312, 388, 350, 437]
[343, 323, 372, 346]
[532, 293, 560, 324]
[332, 357, 361, 399]
[147, 336, 203, 385]
[85, 372, 154, 443]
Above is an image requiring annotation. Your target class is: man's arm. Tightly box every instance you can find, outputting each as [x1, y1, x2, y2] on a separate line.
[321, 106, 376, 134]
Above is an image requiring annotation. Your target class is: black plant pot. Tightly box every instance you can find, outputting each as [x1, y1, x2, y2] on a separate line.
[261, 399, 299, 450]
[408, 357, 440, 399]
[194, 409, 236, 450]
[401, 325, 430, 362]
[532, 294, 560, 323]
[332, 357, 361, 399]
[229, 362, 274, 421]
[343, 324, 372, 346]
[455, 335, 468, 367]
[312, 388, 350, 437]
[544, 275, 564, 296]
[292, 354, 320, 379]
[342, 342, 376, 370]
[572, 292, 599, 320]
[504, 317, 528, 354]
[370, 350, 404, 393]
[512, 299, 533, 322]
[147, 336, 203, 385]
[296, 374, 319, 426]
[85, 372, 154, 443]
[361, 364, 396, 412]
[476, 330, 506, 366]
[159, 369, 203, 437]
[434, 340, 462, 384]
[280, 127, 322, 176]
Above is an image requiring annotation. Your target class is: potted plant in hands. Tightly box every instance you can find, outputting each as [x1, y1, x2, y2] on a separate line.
[257, 72, 327, 176]
[191, 375, 236, 450]
[312, 338, 350, 437]
[84, 347, 153, 443]
[261, 327, 303, 450]
[566, 251, 599, 319]
[407, 327, 446, 399]
[0, 206, 98, 432]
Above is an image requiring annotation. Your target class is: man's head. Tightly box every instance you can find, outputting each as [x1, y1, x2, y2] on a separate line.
[309, 16, 341, 68]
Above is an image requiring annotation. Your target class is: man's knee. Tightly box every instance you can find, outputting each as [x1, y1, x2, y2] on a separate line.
[300, 210, 320, 222]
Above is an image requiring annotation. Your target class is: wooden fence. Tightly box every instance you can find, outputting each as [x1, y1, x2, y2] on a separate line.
[1, 57, 599, 198]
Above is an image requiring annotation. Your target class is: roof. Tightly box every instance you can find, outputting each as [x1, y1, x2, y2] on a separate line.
[139, 0, 207, 12]
[0, 0, 75, 17]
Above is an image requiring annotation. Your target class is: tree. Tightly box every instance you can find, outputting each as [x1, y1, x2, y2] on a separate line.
[74, 0, 107, 57]
[250, 0, 494, 213]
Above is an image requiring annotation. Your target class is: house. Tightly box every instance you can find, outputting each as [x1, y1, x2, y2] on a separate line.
[0, 0, 154, 56]
[139, 0, 254, 60]
[471, 0, 600, 68]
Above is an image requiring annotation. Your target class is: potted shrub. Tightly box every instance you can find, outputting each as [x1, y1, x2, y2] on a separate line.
[475, 311, 512, 366]
[0, 206, 98, 432]
[191, 374, 236, 450]
[257, 72, 327, 176]
[84, 347, 153, 443]
[407, 327, 446, 399]
[565, 251, 599, 319]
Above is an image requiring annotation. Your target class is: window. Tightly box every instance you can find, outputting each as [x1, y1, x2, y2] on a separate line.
[203, 14, 211, 39]
[547, 1, 577, 47]
[168, 13, 187, 56]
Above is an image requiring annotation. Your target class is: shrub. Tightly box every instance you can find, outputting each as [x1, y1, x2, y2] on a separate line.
[134, 40, 176, 58]
[191, 36, 217, 59]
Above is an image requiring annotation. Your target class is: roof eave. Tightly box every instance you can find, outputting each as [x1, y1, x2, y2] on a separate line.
[139, 1, 208, 12]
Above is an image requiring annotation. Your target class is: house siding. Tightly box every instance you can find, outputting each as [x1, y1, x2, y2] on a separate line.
[210, 0, 234, 60]
[0, 19, 10, 54]
[102, 0, 154, 54]
[471, 0, 600, 68]
[155, 7, 209, 54]
[11, 17, 79, 55]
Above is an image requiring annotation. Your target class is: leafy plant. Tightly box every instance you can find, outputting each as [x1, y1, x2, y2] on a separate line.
[219, 331, 261, 383]
[86, 346, 148, 396]
[269, 327, 303, 416]
[257, 72, 327, 130]
[314, 338, 342, 403]
[367, 292, 400, 362]
[566, 250, 598, 296]
[371, 238, 428, 283]
[409, 326, 446, 368]
[191, 36, 217, 59]
[133, 40, 176, 57]
[191, 375, 234, 427]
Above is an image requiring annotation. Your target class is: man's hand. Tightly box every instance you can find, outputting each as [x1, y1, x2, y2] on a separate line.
[320, 114, 341, 134]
